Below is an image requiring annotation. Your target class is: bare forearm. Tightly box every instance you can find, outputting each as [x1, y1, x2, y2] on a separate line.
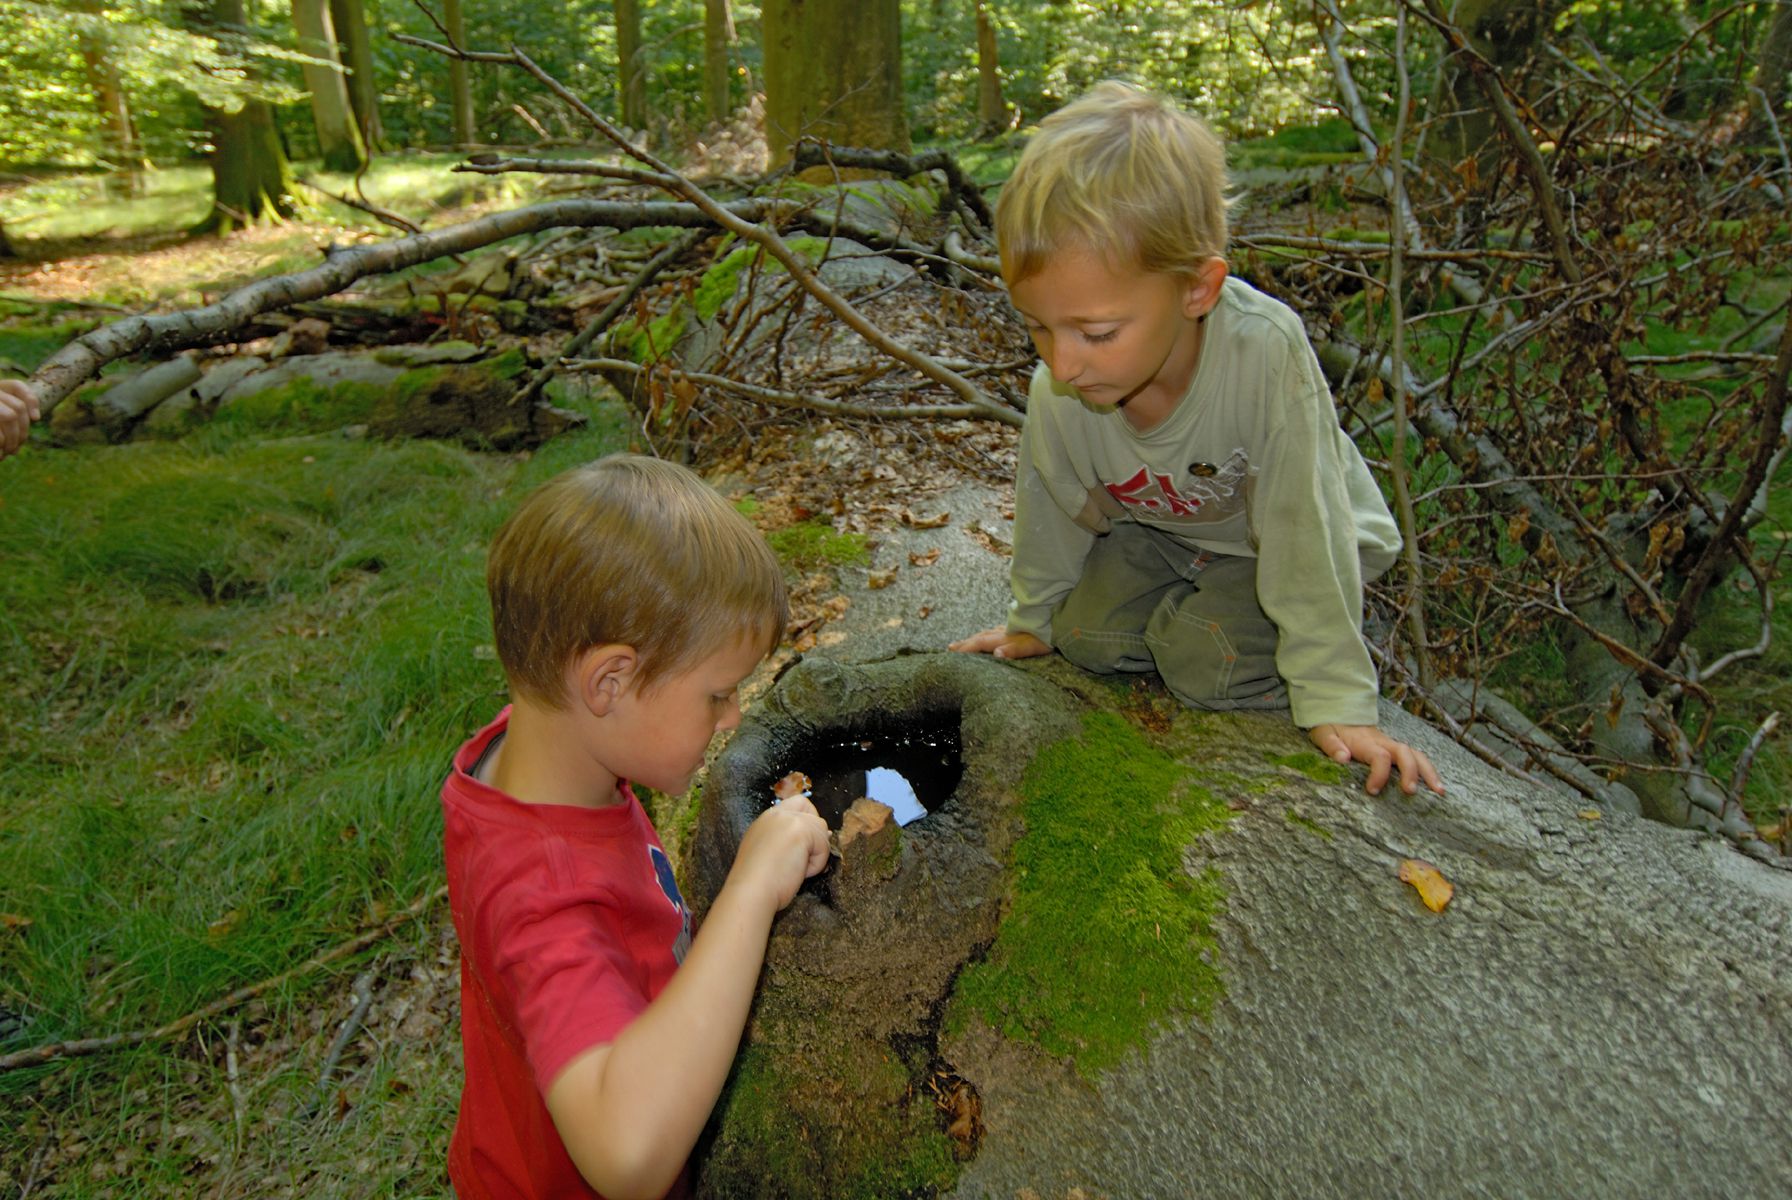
[549, 882, 775, 1198]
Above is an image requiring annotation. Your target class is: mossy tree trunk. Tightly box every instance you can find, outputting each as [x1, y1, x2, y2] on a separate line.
[75, 0, 147, 193]
[617, 0, 647, 132]
[1740, 0, 1792, 144]
[196, 0, 296, 234]
[703, 0, 735, 127]
[1431, 0, 1562, 185]
[762, 0, 909, 170]
[975, 1, 1004, 137]
[444, 0, 475, 147]
[293, 0, 368, 173]
[330, 0, 383, 151]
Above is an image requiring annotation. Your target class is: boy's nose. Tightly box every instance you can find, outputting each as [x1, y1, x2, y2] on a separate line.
[1043, 338, 1081, 383]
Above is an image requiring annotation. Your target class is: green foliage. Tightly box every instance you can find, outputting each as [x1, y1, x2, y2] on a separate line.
[947, 709, 1229, 1075]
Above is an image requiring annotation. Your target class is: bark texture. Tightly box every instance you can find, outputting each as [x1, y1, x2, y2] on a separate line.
[762, 0, 909, 169]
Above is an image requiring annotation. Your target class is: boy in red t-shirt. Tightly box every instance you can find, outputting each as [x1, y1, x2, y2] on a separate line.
[442, 454, 830, 1200]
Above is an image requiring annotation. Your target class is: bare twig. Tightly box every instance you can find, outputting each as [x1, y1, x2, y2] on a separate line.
[0, 886, 446, 1073]
[304, 967, 379, 1119]
[393, 33, 1017, 425]
[512, 228, 707, 406]
[566, 357, 1018, 426]
[1727, 711, 1781, 814]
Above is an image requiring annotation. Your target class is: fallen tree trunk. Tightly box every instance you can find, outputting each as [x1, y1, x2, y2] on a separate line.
[688, 650, 1792, 1197]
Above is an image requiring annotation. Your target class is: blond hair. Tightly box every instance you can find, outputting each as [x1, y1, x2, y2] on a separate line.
[996, 80, 1230, 283]
[487, 455, 788, 706]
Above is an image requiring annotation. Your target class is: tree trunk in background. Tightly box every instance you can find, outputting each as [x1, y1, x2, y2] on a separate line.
[292, 0, 367, 172]
[330, 0, 384, 151]
[1431, 0, 1559, 183]
[616, 0, 647, 133]
[1740, 0, 1792, 144]
[704, 0, 735, 127]
[0, 221, 14, 259]
[444, 0, 475, 147]
[203, 99, 297, 232]
[76, 0, 146, 194]
[197, 0, 296, 232]
[762, 0, 909, 170]
[976, 1, 1004, 136]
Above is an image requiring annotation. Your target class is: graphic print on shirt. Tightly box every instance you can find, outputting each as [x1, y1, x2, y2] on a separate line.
[648, 845, 693, 963]
[1103, 447, 1252, 527]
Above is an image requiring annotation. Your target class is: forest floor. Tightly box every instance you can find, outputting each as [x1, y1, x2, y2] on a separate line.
[4, 144, 1789, 1197]
[0, 163, 1029, 1198]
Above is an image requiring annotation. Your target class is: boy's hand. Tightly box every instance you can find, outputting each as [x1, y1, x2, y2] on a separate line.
[1307, 723, 1444, 797]
[949, 627, 1050, 660]
[0, 379, 41, 461]
[731, 794, 830, 911]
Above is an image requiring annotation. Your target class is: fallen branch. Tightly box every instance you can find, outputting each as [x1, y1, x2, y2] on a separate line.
[790, 142, 995, 230]
[567, 356, 1018, 426]
[0, 885, 446, 1073]
[25, 197, 786, 413]
[395, 33, 1015, 426]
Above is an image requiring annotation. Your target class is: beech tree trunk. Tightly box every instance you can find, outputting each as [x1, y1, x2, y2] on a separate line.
[703, 0, 735, 127]
[293, 0, 367, 172]
[444, 0, 475, 147]
[617, 0, 647, 133]
[330, 0, 384, 151]
[1431, 0, 1561, 181]
[976, 2, 1004, 136]
[197, 0, 297, 233]
[762, 0, 909, 170]
[74, 0, 146, 195]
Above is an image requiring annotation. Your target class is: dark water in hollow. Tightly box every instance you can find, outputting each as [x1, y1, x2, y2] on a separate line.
[768, 725, 964, 831]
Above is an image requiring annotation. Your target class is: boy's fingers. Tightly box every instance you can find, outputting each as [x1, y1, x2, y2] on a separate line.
[1362, 746, 1392, 795]
[1417, 750, 1445, 795]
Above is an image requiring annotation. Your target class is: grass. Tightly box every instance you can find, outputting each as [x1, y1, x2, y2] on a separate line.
[0, 389, 636, 1192]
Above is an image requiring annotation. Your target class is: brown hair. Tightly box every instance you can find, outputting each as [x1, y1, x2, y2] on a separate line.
[996, 80, 1230, 283]
[486, 455, 788, 706]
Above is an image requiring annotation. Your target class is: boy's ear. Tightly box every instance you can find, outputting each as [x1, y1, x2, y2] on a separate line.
[571, 644, 638, 716]
[1182, 257, 1230, 319]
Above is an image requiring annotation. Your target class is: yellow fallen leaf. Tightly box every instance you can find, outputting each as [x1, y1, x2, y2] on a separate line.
[1397, 858, 1454, 912]
[867, 567, 898, 590]
[1578, 809, 1602, 821]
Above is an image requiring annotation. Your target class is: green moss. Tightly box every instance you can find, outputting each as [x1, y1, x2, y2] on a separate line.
[1270, 750, 1352, 786]
[213, 377, 385, 432]
[703, 1042, 958, 1199]
[1283, 809, 1333, 839]
[765, 520, 870, 571]
[947, 709, 1230, 1075]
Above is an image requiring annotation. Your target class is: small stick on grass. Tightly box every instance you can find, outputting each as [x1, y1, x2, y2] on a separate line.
[0, 886, 445, 1073]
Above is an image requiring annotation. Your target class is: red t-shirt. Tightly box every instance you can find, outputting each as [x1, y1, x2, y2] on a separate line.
[443, 708, 694, 1199]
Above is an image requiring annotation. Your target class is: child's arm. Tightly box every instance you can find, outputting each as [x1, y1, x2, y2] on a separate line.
[543, 796, 829, 1200]
[1308, 723, 1443, 797]
[0, 380, 40, 461]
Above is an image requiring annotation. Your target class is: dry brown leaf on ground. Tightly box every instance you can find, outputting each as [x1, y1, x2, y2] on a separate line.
[909, 548, 941, 567]
[867, 567, 898, 589]
[901, 508, 951, 529]
[1398, 859, 1454, 912]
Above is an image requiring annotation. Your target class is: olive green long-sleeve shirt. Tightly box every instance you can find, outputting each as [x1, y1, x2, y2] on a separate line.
[1008, 276, 1400, 729]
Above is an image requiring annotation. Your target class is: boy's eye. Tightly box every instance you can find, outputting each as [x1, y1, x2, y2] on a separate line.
[1083, 329, 1119, 344]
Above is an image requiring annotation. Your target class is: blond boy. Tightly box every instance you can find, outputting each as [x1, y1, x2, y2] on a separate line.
[443, 455, 829, 1199]
[952, 82, 1441, 796]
